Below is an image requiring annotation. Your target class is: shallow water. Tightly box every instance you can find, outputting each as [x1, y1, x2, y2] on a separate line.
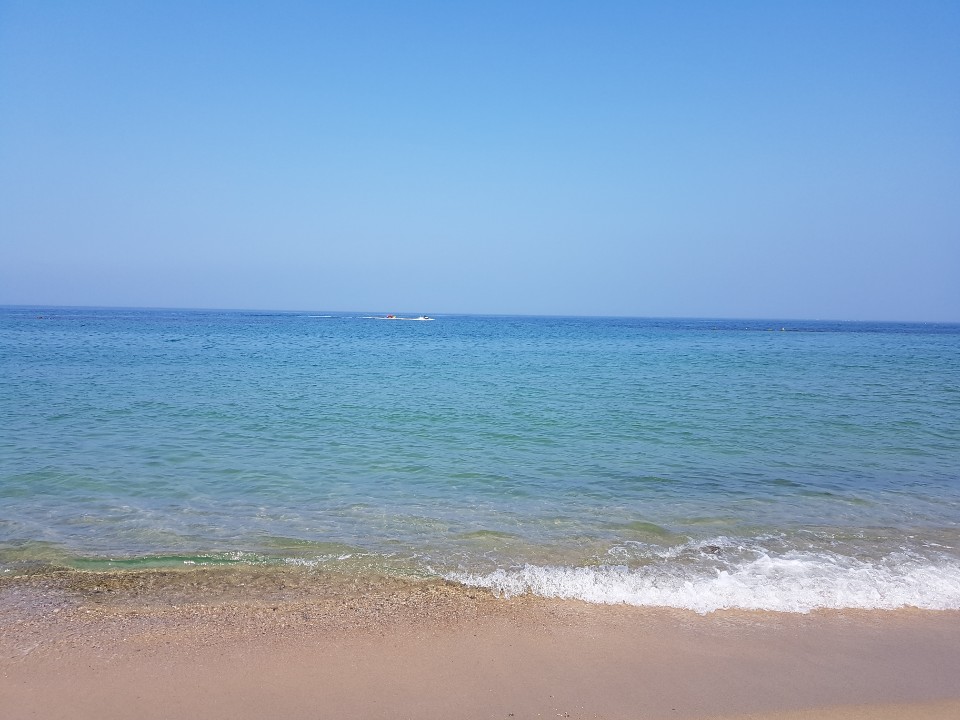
[2, 307, 959, 611]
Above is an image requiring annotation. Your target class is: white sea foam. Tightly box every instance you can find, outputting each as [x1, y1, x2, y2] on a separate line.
[447, 551, 960, 614]
[284, 554, 355, 566]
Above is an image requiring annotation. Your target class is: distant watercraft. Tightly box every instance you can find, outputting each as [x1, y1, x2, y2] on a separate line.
[377, 314, 434, 321]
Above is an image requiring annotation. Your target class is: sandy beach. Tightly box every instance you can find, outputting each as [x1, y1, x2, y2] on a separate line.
[2, 568, 958, 720]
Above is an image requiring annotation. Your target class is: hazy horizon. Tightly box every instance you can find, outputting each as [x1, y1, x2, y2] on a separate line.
[5, 303, 959, 325]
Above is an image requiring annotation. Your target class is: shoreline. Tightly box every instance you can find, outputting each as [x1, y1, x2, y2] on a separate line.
[3, 567, 959, 719]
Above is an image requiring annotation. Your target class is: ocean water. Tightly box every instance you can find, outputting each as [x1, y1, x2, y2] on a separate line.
[2, 307, 959, 613]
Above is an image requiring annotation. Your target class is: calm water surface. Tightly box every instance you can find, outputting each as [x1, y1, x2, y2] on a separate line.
[2, 307, 959, 612]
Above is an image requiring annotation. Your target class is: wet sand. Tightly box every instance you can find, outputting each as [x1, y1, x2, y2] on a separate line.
[2, 567, 959, 719]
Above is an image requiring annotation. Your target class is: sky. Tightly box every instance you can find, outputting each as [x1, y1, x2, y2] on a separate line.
[1, 1, 958, 321]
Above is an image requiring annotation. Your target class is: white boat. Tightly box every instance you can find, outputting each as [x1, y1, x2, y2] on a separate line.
[378, 314, 434, 321]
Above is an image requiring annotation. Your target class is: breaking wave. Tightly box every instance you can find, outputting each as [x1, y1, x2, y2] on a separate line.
[448, 549, 960, 614]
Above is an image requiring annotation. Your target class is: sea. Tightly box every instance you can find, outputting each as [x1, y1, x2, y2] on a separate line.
[2, 307, 959, 614]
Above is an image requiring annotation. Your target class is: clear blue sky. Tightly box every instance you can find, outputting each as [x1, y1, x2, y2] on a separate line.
[1, 1, 958, 320]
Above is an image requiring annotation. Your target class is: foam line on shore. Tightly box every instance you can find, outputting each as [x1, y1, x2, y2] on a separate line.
[448, 552, 960, 613]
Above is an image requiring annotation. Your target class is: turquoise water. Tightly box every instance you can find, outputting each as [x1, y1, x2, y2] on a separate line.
[2, 307, 959, 612]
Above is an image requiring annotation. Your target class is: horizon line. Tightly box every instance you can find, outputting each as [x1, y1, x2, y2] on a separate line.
[1, 303, 957, 326]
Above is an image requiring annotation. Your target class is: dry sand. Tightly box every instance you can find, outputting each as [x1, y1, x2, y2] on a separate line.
[2, 567, 958, 719]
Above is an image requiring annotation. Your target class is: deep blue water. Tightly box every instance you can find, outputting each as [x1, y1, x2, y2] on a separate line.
[2, 307, 959, 611]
